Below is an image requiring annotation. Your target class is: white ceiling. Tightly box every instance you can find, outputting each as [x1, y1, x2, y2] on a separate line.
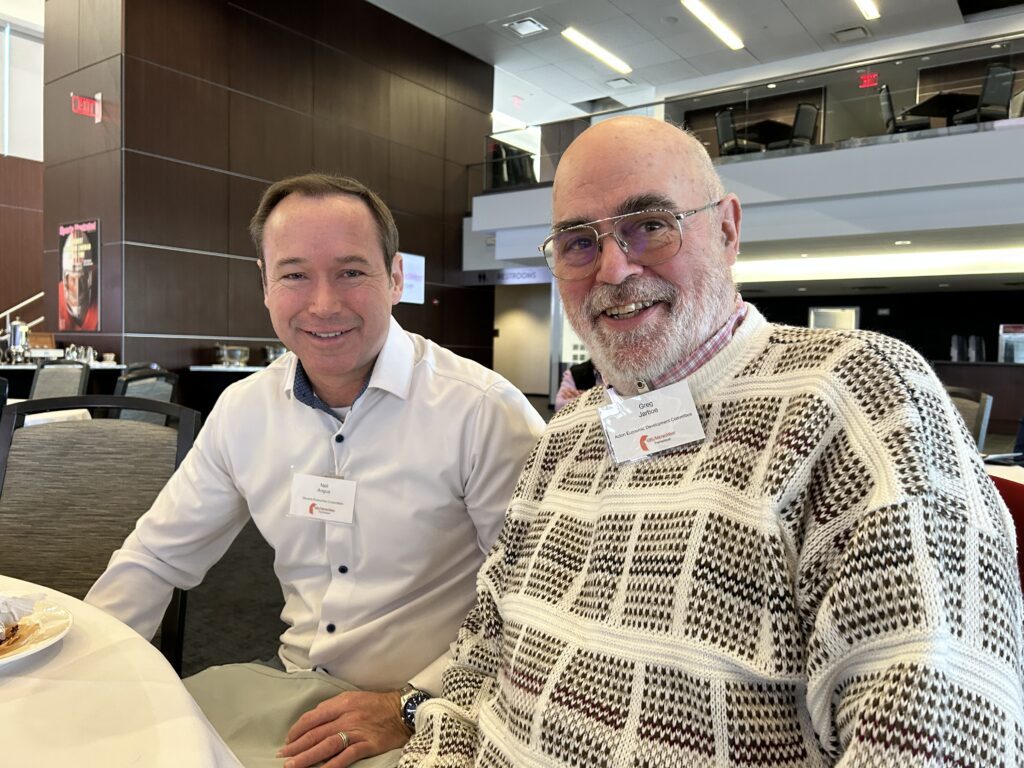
[367, 0, 1024, 125]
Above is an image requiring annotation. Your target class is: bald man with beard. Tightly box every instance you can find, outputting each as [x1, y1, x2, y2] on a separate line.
[399, 116, 1024, 767]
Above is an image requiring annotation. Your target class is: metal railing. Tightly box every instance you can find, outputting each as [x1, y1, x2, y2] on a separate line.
[1, 291, 45, 338]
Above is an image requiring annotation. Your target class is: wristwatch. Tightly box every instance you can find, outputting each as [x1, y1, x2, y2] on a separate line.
[399, 684, 431, 731]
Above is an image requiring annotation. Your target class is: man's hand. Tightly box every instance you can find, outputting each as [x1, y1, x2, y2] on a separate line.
[277, 689, 409, 768]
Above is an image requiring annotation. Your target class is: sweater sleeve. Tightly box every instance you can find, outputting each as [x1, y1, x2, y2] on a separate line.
[798, 338, 1024, 764]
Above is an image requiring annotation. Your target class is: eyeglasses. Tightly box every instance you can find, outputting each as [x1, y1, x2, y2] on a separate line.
[539, 201, 721, 281]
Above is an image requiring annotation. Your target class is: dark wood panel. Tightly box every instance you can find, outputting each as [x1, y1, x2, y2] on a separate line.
[124, 57, 229, 169]
[392, 286, 442, 343]
[312, 121, 390, 202]
[229, 175, 270, 258]
[95, 242, 124, 335]
[229, 93, 313, 181]
[44, 0, 79, 83]
[124, 336, 227, 370]
[0, 207, 44, 316]
[445, 100, 491, 169]
[387, 20, 448, 95]
[389, 77, 446, 158]
[932, 362, 1024, 434]
[387, 143, 444, 219]
[0, 156, 43, 209]
[124, 245, 229, 335]
[443, 159, 469, 228]
[44, 58, 123, 166]
[228, 5, 313, 113]
[392, 212, 444, 284]
[314, 0, 396, 72]
[43, 150, 122, 250]
[124, 153, 229, 253]
[439, 284, 495, 348]
[229, 0, 315, 37]
[227, 258, 277, 338]
[124, 0, 229, 83]
[79, 0, 122, 68]
[443, 221, 463, 283]
[446, 47, 493, 113]
[312, 45, 391, 140]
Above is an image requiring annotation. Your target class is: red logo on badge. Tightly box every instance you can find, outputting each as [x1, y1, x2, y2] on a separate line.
[308, 502, 317, 515]
[639, 434, 650, 452]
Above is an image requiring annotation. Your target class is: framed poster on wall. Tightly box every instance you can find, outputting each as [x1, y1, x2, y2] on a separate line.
[57, 219, 100, 332]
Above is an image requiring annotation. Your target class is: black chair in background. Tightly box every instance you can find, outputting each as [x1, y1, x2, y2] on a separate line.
[953, 63, 1016, 124]
[0, 377, 7, 409]
[114, 370, 180, 425]
[944, 386, 994, 452]
[29, 360, 90, 399]
[715, 109, 763, 155]
[125, 361, 165, 373]
[879, 84, 930, 133]
[0, 396, 201, 673]
[767, 103, 819, 150]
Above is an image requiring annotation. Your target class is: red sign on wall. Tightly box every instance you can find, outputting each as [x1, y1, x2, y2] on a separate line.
[858, 72, 879, 89]
[70, 92, 103, 124]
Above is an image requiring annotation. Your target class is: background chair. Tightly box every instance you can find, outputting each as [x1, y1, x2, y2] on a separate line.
[990, 474, 1024, 590]
[944, 386, 994, 452]
[114, 370, 180, 424]
[125, 361, 165, 373]
[953, 63, 1015, 124]
[878, 84, 930, 133]
[767, 103, 819, 150]
[0, 396, 201, 673]
[0, 377, 7, 410]
[715, 109, 763, 155]
[29, 360, 90, 399]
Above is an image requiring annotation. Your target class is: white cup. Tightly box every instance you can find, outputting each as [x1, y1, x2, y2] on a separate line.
[102, 352, 116, 363]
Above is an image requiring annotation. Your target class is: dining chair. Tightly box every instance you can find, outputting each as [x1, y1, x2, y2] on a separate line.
[114, 370, 180, 425]
[990, 474, 1024, 589]
[953, 63, 1015, 124]
[125, 361, 165, 373]
[944, 386, 993, 452]
[0, 395, 201, 674]
[29, 360, 90, 399]
[878, 84, 930, 134]
[767, 103, 819, 150]
[714, 109, 763, 156]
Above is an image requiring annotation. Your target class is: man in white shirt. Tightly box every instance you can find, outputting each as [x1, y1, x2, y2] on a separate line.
[86, 173, 544, 768]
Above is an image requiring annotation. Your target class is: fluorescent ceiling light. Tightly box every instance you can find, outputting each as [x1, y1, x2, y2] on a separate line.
[680, 0, 744, 51]
[733, 247, 1024, 284]
[852, 0, 880, 20]
[561, 27, 632, 74]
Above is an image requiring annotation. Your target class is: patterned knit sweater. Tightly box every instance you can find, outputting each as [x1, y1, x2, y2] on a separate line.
[401, 305, 1024, 767]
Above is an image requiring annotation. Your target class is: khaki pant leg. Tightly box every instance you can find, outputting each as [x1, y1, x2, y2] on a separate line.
[185, 662, 403, 768]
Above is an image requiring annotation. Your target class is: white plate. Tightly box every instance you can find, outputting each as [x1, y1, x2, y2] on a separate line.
[0, 601, 73, 667]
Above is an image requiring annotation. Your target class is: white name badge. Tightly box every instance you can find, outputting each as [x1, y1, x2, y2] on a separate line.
[288, 473, 356, 524]
[598, 379, 705, 465]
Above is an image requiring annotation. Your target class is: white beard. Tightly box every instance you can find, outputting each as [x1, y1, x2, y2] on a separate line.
[564, 259, 735, 394]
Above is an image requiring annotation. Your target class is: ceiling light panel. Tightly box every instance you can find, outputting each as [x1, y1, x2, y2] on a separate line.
[680, 0, 744, 51]
[561, 27, 632, 74]
[852, 0, 881, 21]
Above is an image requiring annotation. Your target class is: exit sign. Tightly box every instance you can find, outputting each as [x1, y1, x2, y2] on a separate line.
[70, 92, 103, 124]
[858, 72, 879, 89]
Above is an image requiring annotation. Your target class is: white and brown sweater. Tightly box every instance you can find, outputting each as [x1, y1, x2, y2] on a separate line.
[401, 305, 1024, 767]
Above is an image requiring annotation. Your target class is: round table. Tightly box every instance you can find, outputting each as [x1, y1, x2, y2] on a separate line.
[0, 575, 242, 766]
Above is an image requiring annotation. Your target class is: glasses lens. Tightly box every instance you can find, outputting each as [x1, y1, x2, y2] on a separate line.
[545, 226, 599, 278]
[615, 212, 681, 265]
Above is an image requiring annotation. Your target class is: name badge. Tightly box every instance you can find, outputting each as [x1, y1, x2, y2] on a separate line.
[288, 473, 356, 524]
[598, 379, 705, 465]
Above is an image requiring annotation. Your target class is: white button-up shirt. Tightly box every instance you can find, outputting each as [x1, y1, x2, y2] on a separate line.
[86, 318, 545, 693]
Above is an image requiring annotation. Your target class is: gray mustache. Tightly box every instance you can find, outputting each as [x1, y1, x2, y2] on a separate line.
[584, 278, 676, 317]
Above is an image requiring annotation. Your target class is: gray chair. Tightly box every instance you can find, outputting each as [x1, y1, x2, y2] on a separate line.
[114, 370, 180, 425]
[0, 395, 201, 673]
[767, 103, 819, 150]
[715, 109, 763, 155]
[29, 360, 89, 399]
[944, 386, 993, 452]
[953, 64, 1015, 124]
[879, 84, 930, 134]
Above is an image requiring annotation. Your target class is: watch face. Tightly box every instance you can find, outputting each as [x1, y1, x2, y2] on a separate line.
[402, 691, 430, 730]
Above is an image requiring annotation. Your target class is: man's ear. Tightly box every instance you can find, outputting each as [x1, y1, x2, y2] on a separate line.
[390, 252, 404, 305]
[719, 194, 742, 267]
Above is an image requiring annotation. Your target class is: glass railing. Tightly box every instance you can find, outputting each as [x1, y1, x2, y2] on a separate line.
[474, 32, 1024, 195]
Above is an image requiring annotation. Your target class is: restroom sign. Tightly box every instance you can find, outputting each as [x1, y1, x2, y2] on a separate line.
[70, 92, 103, 124]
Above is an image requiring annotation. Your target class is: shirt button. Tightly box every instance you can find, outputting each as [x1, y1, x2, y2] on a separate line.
[335, 434, 344, 443]
[326, 623, 336, 633]
[338, 565, 349, 574]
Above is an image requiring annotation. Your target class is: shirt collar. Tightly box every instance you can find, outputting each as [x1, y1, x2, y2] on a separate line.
[645, 294, 748, 391]
[282, 316, 414, 416]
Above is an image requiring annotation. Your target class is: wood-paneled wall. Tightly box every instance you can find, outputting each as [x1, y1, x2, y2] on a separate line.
[42, 0, 496, 368]
[0, 156, 43, 319]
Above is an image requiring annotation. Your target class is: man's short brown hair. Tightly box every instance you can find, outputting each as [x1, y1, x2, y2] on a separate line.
[249, 173, 400, 276]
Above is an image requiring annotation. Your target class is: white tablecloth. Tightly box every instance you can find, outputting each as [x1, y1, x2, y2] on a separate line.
[0, 575, 242, 766]
[988, 464, 1024, 484]
[5, 398, 92, 426]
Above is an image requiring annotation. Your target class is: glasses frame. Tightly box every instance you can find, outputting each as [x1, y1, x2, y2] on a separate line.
[539, 200, 722, 281]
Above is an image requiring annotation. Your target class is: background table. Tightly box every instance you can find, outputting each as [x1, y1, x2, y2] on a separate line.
[903, 91, 978, 126]
[0, 575, 242, 766]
